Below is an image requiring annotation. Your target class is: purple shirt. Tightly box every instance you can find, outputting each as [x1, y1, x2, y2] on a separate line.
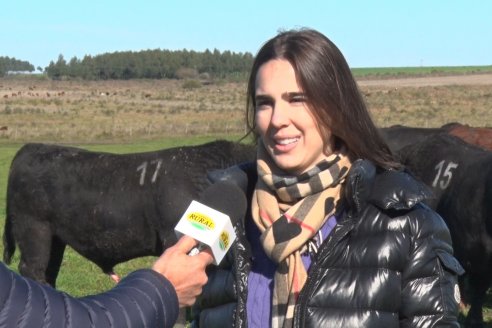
[246, 215, 337, 327]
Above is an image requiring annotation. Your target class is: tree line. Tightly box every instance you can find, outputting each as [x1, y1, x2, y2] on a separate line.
[43, 48, 254, 81]
[0, 56, 35, 76]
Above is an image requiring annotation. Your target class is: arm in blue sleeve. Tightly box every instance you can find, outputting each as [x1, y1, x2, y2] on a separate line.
[0, 262, 179, 328]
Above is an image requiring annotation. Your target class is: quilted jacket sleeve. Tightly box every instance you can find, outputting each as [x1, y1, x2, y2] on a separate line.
[0, 263, 179, 328]
[400, 205, 465, 327]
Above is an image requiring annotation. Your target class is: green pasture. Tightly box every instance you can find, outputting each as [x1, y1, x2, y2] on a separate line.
[352, 65, 492, 78]
[0, 137, 491, 326]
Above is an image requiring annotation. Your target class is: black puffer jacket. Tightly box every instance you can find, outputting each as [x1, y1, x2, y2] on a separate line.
[0, 262, 179, 327]
[194, 159, 464, 328]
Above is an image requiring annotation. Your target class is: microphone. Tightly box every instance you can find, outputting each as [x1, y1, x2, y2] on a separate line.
[175, 181, 247, 265]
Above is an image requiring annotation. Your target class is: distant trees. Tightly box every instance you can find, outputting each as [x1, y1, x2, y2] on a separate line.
[45, 48, 254, 81]
[1, 49, 254, 80]
[0, 56, 35, 76]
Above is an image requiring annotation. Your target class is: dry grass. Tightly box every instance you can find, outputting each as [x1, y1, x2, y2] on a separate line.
[0, 78, 246, 143]
[1, 74, 491, 144]
[365, 84, 492, 128]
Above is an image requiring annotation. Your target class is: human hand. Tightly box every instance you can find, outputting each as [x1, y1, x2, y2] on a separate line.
[152, 235, 214, 307]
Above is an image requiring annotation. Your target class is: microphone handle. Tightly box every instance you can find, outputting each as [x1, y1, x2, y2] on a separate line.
[188, 243, 206, 256]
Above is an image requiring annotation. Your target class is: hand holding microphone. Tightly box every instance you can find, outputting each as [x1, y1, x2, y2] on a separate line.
[175, 181, 247, 265]
[152, 235, 213, 307]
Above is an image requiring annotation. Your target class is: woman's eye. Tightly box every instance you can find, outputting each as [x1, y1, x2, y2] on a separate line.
[255, 100, 272, 110]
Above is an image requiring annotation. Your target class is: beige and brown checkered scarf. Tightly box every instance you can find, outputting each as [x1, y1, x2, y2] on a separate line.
[251, 142, 352, 328]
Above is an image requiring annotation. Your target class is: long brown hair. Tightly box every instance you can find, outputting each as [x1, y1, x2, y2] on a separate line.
[245, 28, 400, 170]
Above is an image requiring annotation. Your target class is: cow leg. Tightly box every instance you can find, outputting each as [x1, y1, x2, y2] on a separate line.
[45, 236, 66, 288]
[108, 272, 120, 283]
[464, 273, 491, 328]
[16, 220, 53, 286]
[174, 308, 189, 327]
[458, 275, 470, 306]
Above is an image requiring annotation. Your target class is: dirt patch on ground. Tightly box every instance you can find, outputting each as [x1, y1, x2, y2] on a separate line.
[357, 73, 492, 88]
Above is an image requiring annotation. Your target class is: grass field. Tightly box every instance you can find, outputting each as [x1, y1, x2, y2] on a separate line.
[1, 71, 491, 326]
[352, 65, 492, 78]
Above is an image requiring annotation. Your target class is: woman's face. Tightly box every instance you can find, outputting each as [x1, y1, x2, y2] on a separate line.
[255, 59, 333, 175]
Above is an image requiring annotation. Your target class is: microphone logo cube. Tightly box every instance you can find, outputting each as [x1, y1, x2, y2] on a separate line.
[219, 231, 230, 250]
[175, 200, 237, 265]
[187, 212, 215, 231]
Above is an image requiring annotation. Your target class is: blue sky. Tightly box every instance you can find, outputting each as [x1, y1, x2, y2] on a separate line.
[1, 0, 490, 69]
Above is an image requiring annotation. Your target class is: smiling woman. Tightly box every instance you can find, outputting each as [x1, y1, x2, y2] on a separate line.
[254, 59, 329, 175]
[191, 28, 464, 328]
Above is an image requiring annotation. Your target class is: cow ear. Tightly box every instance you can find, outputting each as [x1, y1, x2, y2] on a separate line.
[207, 165, 249, 193]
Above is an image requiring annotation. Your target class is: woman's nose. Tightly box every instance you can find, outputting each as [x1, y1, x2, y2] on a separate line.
[270, 102, 290, 128]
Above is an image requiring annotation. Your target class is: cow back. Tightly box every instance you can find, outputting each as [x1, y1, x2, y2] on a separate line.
[445, 123, 492, 151]
[380, 125, 446, 153]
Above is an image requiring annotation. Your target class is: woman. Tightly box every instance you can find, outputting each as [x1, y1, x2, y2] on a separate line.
[193, 28, 464, 327]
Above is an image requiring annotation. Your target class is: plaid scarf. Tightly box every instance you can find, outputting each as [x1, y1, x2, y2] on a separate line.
[251, 143, 352, 328]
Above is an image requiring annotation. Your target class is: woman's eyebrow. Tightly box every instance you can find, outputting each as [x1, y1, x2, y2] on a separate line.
[255, 92, 305, 103]
[255, 94, 273, 103]
[282, 92, 306, 100]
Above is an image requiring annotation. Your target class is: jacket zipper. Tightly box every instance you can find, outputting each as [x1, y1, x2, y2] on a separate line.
[294, 214, 356, 327]
[294, 173, 362, 327]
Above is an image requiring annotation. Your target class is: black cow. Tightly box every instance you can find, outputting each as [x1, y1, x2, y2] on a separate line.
[379, 124, 446, 153]
[398, 134, 492, 328]
[3, 140, 255, 287]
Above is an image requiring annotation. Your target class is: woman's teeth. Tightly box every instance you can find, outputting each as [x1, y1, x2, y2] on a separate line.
[277, 137, 299, 145]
